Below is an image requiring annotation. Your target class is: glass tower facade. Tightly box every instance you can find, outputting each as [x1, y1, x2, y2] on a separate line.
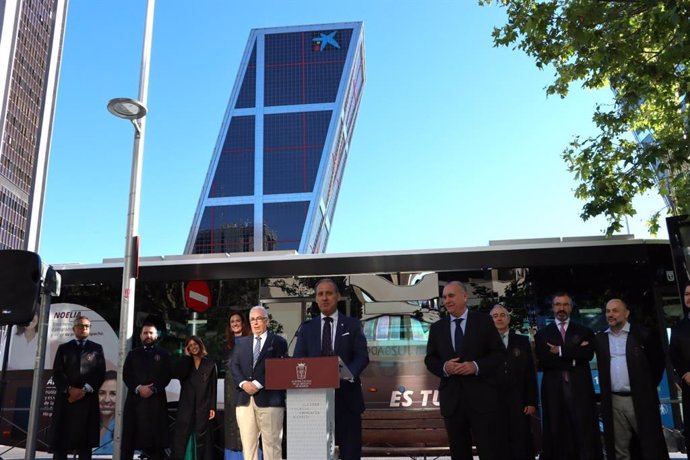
[186, 22, 365, 254]
[0, 0, 68, 251]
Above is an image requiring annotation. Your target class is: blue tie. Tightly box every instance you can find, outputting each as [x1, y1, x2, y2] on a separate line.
[253, 336, 261, 367]
[454, 318, 464, 354]
[322, 317, 334, 356]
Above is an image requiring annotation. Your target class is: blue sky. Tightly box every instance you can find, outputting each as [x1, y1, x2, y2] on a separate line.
[38, 1, 667, 264]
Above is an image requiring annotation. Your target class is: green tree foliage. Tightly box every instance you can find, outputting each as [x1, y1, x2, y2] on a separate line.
[470, 278, 533, 332]
[481, 0, 690, 234]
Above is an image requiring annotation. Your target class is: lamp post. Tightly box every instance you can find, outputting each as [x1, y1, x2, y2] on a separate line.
[107, 1, 155, 459]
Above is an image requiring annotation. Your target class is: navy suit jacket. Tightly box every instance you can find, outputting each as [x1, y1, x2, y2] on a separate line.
[231, 332, 288, 407]
[293, 314, 369, 414]
[424, 311, 504, 417]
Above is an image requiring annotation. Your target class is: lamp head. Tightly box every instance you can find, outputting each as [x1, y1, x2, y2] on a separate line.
[107, 98, 147, 120]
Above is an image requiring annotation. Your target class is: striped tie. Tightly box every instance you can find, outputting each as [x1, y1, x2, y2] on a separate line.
[253, 336, 261, 367]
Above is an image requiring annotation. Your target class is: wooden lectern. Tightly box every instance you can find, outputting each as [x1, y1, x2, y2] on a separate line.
[266, 356, 341, 460]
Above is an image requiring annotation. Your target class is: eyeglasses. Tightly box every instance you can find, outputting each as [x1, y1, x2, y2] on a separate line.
[74, 324, 90, 329]
[249, 317, 267, 323]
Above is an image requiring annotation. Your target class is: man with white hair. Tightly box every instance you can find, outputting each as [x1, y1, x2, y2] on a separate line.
[231, 306, 288, 460]
[490, 304, 538, 460]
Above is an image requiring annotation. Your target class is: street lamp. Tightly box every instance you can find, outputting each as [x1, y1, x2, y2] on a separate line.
[107, 97, 147, 124]
[108, 1, 155, 459]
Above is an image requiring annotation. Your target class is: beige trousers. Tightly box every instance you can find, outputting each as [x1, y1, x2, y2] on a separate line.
[236, 397, 284, 460]
[612, 393, 637, 460]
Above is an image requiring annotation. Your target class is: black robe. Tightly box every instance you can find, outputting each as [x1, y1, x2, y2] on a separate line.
[121, 345, 172, 458]
[535, 321, 602, 460]
[50, 339, 106, 451]
[223, 347, 242, 451]
[496, 331, 538, 460]
[670, 317, 690, 454]
[171, 356, 217, 460]
[595, 324, 669, 460]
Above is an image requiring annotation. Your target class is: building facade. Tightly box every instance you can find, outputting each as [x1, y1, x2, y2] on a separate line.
[185, 22, 365, 254]
[0, 0, 68, 251]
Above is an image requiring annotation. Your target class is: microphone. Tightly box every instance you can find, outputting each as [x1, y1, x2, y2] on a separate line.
[287, 322, 304, 353]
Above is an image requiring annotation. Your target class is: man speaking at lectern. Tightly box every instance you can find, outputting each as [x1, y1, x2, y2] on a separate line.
[293, 278, 370, 460]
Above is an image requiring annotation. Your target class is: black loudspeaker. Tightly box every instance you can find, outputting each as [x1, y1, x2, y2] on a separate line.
[0, 250, 42, 326]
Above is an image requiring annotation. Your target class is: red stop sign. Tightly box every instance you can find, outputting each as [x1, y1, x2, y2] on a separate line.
[184, 281, 212, 312]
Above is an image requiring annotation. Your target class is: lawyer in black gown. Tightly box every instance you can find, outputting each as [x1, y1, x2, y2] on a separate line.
[172, 335, 217, 460]
[490, 305, 538, 460]
[50, 316, 106, 460]
[595, 299, 668, 460]
[121, 322, 172, 460]
[224, 311, 250, 456]
[670, 282, 690, 459]
[535, 293, 602, 460]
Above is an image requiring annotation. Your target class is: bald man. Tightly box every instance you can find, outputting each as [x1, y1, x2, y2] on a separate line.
[594, 298, 667, 460]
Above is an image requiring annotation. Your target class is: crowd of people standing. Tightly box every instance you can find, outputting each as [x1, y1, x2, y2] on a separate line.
[425, 281, 690, 460]
[46, 279, 690, 460]
[47, 277, 368, 460]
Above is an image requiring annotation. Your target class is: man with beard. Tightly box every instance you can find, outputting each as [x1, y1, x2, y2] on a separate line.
[121, 322, 172, 460]
[535, 292, 601, 460]
[50, 316, 106, 460]
[490, 304, 538, 460]
[594, 298, 668, 460]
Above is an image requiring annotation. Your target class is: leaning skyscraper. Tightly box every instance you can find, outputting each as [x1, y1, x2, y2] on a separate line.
[185, 22, 365, 254]
[0, 0, 68, 251]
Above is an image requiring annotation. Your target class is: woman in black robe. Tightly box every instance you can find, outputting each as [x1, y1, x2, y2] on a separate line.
[224, 311, 250, 458]
[172, 335, 217, 460]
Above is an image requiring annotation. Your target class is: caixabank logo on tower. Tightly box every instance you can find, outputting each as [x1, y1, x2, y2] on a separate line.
[312, 31, 340, 51]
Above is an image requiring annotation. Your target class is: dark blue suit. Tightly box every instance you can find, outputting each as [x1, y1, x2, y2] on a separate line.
[231, 333, 288, 407]
[232, 332, 288, 460]
[293, 313, 369, 460]
[425, 311, 505, 460]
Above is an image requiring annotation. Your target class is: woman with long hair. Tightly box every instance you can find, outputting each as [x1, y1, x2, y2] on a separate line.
[93, 370, 117, 454]
[172, 336, 217, 460]
[224, 311, 250, 460]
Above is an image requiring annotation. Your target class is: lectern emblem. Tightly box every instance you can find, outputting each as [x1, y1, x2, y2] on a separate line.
[296, 362, 307, 380]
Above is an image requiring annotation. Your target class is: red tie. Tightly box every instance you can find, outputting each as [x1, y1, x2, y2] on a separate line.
[559, 322, 569, 383]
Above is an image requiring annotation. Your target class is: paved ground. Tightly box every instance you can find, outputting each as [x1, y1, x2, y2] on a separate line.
[0, 447, 686, 459]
